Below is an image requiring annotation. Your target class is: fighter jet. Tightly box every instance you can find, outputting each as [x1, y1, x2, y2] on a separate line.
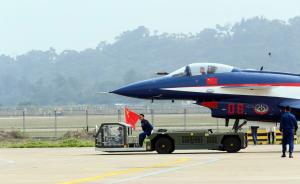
[111, 63, 300, 129]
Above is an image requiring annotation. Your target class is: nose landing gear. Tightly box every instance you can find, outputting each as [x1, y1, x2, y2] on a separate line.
[225, 119, 247, 132]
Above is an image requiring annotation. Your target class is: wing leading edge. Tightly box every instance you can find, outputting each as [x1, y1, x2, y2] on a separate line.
[279, 100, 300, 110]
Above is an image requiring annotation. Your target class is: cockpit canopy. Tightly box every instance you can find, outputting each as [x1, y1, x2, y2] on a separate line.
[169, 63, 235, 77]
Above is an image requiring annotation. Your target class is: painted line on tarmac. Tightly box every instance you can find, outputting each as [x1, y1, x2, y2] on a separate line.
[58, 158, 191, 184]
[107, 157, 219, 184]
[0, 158, 15, 166]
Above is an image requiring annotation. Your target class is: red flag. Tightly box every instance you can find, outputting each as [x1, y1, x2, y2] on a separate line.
[124, 107, 139, 129]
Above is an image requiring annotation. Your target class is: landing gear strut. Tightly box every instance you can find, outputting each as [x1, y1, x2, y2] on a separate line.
[225, 118, 229, 127]
[237, 120, 247, 130]
[232, 119, 240, 131]
[225, 119, 247, 132]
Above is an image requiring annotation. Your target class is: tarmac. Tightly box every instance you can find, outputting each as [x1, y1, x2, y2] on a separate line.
[0, 145, 300, 184]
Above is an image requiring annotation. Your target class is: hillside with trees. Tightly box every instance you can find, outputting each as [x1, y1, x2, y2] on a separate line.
[1, 16, 300, 106]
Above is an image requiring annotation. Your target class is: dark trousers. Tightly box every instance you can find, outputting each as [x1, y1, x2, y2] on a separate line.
[268, 132, 275, 144]
[139, 131, 151, 146]
[251, 130, 258, 145]
[282, 129, 294, 154]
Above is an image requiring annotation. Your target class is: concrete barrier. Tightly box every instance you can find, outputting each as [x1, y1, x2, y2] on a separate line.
[247, 128, 297, 145]
[246, 128, 268, 145]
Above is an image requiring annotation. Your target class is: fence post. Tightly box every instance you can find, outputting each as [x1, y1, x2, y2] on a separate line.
[85, 109, 89, 132]
[183, 108, 187, 130]
[151, 109, 154, 126]
[117, 109, 121, 122]
[22, 109, 26, 133]
[54, 110, 57, 137]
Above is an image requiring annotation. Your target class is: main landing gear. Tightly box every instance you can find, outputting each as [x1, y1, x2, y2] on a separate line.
[225, 118, 247, 132]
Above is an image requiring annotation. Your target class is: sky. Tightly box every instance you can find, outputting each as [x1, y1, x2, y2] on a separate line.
[0, 0, 300, 56]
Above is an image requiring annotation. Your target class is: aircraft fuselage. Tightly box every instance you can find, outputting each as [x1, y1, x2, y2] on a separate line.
[111, 63, 300, 122]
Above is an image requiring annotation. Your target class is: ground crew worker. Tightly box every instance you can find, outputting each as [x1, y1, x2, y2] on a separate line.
[268, 125, 276, 144]
[250, 126, 259, 145]
[280, 106, 298, 158]
[138, 114, 153, 146]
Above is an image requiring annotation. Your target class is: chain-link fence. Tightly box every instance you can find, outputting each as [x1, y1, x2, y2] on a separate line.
[0, 105, 227, 138]
[0, 105, 283, 138]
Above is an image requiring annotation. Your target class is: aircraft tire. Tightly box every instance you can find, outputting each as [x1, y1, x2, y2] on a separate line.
[223, 136, 241, 153]
[155, 137, 174, 154]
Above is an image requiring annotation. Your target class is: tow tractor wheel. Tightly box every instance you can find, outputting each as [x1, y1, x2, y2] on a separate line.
[223, 136, 241, 153]
[155, 137, 174, 154]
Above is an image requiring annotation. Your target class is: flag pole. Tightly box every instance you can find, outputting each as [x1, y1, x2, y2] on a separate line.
[123, 106, 126, 123]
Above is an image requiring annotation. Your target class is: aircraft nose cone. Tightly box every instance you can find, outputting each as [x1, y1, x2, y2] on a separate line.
[109, 87, 130, 96]
[110, 79, 157, 98]
[110, 84, 140, 97]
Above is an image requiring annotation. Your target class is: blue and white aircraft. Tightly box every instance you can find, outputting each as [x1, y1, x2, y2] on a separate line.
[111, 63, 300, 129]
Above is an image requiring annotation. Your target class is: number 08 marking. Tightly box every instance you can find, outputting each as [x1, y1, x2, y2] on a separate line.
[228, 103, 244, 115]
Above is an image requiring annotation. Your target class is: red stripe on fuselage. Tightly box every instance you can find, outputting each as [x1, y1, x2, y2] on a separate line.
[221, 83, 300, 87]
[201, 101, 218, 109]
[164, 83, 300, 90]
[181, 83, 300, 88]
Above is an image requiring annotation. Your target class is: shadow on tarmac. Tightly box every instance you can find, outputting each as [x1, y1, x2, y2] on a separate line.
[81, 150, 300, 156]
[92, 151, 231, 156]
[239, 150, 300, 154]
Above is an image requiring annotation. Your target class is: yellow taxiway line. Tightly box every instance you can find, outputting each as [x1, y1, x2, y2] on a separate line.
[58, 157, 190, 184]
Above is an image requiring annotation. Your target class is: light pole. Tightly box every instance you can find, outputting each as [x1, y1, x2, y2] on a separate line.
[54, 109, 57, 137]
[85, 106, 89, 132]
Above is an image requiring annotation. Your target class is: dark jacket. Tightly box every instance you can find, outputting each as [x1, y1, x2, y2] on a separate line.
[280, 112, 298, 131]
[141, 119, 153, 133]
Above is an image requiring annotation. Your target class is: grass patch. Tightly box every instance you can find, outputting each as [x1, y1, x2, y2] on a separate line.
[0, 138, 94, 148]
[0, 129, 95, 148]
